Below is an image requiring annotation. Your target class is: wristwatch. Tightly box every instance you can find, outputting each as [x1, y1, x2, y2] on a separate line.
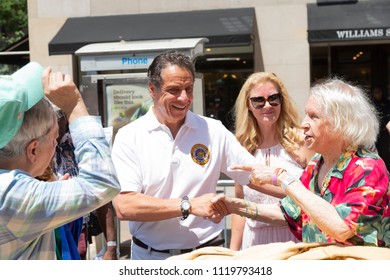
[180, 196, 191, 220]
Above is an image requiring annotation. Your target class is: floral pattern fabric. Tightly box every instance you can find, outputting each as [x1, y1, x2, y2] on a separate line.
[280, 146, 390, 247]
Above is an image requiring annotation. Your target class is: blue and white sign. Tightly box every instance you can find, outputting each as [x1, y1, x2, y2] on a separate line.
[80, 54, 155, 71]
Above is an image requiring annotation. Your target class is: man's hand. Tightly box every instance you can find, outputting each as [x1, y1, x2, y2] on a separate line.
[210, 193, 233, 217]
[102, 246, 118, 260]
[41, 67, 89, 123]
[190, 193, 224, 223]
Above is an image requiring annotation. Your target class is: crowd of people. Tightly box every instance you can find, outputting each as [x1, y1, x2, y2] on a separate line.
[0, 50, 389, 260]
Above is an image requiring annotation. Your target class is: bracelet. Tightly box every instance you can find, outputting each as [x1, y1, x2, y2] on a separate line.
[279, 173, 296, 190]
[249, 201, 255, 219]
[254, 203, 258, 219]
[107, 241, 117, 247]
[244, 199, 250, 218]
[273, 168, 286, 186]
[243, 200, 258, 220]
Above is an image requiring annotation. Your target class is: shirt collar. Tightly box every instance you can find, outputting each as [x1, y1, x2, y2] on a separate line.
[145, 106, 197, 132]
[313, 146, 359, 179]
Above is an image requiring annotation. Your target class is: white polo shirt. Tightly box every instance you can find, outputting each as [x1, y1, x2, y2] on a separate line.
[112, 107, 254, 250]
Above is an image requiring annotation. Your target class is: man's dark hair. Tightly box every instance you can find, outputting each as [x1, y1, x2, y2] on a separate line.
[147, 50, 195, 90]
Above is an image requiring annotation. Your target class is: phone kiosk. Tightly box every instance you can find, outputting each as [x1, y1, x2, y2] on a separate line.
[75, 38, 208, 256]
[75, 38, 207, 137]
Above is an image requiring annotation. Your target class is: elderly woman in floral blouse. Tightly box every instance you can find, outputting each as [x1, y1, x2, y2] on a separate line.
[212, 77, 390, 247]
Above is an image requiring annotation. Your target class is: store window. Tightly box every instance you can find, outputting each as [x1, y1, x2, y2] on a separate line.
[195, 46, 254, 131]
[310, 44, 390, 97]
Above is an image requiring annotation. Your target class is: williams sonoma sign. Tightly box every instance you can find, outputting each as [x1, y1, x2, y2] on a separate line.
[308, 28, 390, 43]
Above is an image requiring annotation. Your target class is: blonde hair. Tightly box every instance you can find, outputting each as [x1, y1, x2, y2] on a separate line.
[233, 72, 303, 155]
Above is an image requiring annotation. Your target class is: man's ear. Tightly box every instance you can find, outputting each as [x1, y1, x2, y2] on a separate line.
[148, 81, 157, 99]
[26, 140, 39, 163]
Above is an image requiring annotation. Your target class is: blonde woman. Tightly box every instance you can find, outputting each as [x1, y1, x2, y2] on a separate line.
[230, 72, 313, 250]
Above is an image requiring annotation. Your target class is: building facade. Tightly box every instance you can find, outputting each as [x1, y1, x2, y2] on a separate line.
[27, 0, 390, 128]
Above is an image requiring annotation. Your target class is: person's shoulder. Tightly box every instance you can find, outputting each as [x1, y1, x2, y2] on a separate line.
[192, 112, 225, 128]
[0, 169, 25, 178]
[198, 115, 234, 138]
[352, 147, 388, 171]
[357, 147, 382, 159]
[2, 169, 41, 188]
[117, 114, 148, 132]
[113, 119, 143, 147]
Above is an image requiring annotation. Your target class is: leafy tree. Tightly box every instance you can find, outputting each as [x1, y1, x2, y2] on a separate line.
[0, 0, 27, 51]
[0, 0, 27, 74]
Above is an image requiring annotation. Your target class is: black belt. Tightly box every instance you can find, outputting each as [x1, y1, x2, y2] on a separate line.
[132, 235, 225, 254]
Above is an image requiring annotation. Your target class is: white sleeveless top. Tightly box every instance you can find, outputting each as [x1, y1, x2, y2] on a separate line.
[243, 143, 303, 229]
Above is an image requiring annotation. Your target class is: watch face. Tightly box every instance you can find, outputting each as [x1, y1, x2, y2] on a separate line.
[181, 200, 191, 210]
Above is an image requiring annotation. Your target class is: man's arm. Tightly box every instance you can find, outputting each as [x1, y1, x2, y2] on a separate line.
[96, 203, 118, 260]
[113, 192, 223, 222]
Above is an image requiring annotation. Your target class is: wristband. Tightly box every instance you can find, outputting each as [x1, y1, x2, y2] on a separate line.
[279, 173, 296, 190]
[254, 203, 258, 219]
[107, 241, 117, 247]
[245, 199, 249, 218]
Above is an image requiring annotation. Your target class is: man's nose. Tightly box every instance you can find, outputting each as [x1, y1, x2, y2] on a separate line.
[178, 89, 190, 100]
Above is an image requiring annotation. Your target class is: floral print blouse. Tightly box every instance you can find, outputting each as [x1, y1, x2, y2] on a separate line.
[280, 146, 390, 247]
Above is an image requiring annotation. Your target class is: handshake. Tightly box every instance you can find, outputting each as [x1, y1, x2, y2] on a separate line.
[200, 163, 280, 223]
[189, 192, 231, 224]
[203, 164, 286, 223]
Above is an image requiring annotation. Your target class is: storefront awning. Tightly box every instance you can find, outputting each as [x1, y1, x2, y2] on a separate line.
[307, 2, 390, 43]
[48, 8, 255, 55]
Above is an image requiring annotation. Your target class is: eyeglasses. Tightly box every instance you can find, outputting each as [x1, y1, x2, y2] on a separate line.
[249, 93, 281, 109]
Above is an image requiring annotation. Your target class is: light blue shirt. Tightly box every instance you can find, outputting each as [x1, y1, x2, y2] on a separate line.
[0, 116, 120, 259]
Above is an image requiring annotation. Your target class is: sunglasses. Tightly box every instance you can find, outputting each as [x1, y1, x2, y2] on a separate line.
[249, 93, 282, 109]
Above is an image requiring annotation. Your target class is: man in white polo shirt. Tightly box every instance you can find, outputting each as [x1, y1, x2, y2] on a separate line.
[112, 50, 255, 260]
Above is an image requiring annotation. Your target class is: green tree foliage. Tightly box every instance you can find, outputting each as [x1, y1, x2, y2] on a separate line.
[0, 0, 27, 51]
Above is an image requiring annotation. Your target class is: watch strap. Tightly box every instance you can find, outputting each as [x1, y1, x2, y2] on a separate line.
[181, 196, 190, 220]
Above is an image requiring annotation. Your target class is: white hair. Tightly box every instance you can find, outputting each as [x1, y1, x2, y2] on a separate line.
[310, 78, 379, 149]
[0, 98, 56, 160]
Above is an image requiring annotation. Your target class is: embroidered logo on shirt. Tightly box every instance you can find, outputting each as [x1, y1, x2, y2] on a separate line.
[191, 144, 210, 166]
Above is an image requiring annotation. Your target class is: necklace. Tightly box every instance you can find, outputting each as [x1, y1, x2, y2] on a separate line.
[320, 170, 332, 195]
[265, 148, 270, 166]
[316, 164, 333, 196]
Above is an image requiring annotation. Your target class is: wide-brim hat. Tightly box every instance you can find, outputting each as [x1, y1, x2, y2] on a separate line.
[0, 62, 44, 148]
